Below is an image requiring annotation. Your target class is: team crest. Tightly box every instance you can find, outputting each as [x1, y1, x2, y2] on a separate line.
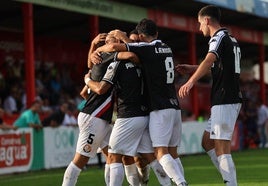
[83, 144, 92, 153]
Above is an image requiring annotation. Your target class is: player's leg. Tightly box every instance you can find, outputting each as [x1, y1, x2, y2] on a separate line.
[62, 113, 110, 186]
[109, 153, 124, 186]
[134, 155, 150, 185]
[101, 146, 110, 186]
[169, 147, 184, 177]
[137, 125, 171, 186]
[62, 153, 89, 186]
[211, 104, 241, 186]
[201, 123, 219, 171]
[139, 153, 172, 186]
[215, 139, 237, 186]
[150, 109, 186, 185]
[123, 156, 140, 186]
[99, 124, 113, 186]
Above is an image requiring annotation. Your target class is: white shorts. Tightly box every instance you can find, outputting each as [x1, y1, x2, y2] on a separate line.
[149, 109, 182, 147]
[137, 126, 154, 153]
[76, 112, 112, 158]
[205, 103, 242, 140]
[108, 116, 149, 156]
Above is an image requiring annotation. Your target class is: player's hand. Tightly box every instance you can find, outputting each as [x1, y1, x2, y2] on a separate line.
[90, 51, 102, 65]
[92, 33, 107, 46]
[178, 81, 194, 98]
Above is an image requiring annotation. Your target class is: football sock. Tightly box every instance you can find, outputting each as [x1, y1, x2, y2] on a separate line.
[124, 163, 140, 186]
[109, 163, 124, 186]
[150, 159, 171, 186]
[207, 149, 220, 171]
[137, 164, 150, 185]
[174, 157, 185, 176]
[62, 161, 82, 186]
[104, 164, 110, 186]
[218, 154, 237, 186]
[159, 154, 186, 185]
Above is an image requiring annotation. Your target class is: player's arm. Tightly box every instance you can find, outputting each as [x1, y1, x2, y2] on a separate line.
[80, 85, 90, 100]
[178, 52, 215, 98]
[116, 52, 140, 63]
[188, 53, 215, 83]
[88, 33, 107, 68]
[175, 64, 199, 75]
[84, 73, 112, 95]
[96, 43, 127, 53]
[86, 80, 111, 95]
[91, 43, 128, 65]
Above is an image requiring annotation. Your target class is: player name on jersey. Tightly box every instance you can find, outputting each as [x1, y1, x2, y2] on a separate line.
[154, 47, 172, 54]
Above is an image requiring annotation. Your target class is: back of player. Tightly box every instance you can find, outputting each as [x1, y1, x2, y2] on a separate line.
[126, 18, 187, 186]
[102, 59, 149, 186]
[127, 41, 179, 111]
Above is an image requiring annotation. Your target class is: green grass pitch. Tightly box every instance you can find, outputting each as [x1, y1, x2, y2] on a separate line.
[1, 148, 267, 186]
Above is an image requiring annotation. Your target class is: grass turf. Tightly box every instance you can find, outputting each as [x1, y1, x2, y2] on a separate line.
[1, 148, 267, 186]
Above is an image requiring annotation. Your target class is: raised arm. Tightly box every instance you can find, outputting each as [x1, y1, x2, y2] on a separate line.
[88, 33, 107, 68]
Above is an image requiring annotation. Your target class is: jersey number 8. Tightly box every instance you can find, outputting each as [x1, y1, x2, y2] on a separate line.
[165, 57, 175, 84]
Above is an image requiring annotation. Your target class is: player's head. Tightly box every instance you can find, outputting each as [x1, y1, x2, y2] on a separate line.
[198, 5, 221, 37]
[136, 18, 158, 42]
[129, 29, 139, 42]
[105, 33, 120, 44]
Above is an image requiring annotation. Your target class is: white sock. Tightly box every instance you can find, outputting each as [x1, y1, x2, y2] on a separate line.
[159, 154, 186, 185]
[150, 160, 171, 186]
[218, 154, 237, 186]
[104, 164, 110, 186]
[174, 157, 185, 176]
[109, 163, 124, 186]
[62, 161, 82, 186]
[137, 164, 150, 185]
[124, 163, 140, 186]
[207, 149, 220, 171]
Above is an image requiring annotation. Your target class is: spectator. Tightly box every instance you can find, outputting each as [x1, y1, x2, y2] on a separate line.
[0, 108, 16, 130]
[256, 99, 268, 148]
[13, 99, 43, 130]
[3, 86, 19, 115]
[42, 102, 68, 127]
[62, 101, 77, 126]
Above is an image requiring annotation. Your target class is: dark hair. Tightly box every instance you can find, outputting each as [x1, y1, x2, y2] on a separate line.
[129, 29, 138, 36]
[198, 5, 221, 23]
[135, 18, 157, 36]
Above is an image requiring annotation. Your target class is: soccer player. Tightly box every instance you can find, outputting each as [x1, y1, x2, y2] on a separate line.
[178, 5, 242, 186]
[91, 19, 187, 186]
[106, 29, 172, 186]
[89, 33, 172, 186]
[87, 33, 148, 186]
[62, 34, 116, 186]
